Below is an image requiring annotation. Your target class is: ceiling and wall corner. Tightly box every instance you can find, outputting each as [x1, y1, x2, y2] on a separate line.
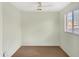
[17, 2, 71, 46]
[9, 2, 71, 46]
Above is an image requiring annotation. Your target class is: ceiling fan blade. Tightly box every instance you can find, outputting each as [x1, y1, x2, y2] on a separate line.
[38, 2, 42, 7]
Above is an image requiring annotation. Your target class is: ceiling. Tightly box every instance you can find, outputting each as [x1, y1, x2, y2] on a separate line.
[11, 2, 71, 12]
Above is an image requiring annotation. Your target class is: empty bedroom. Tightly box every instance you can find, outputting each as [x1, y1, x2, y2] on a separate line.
[0, 2, 79, 57]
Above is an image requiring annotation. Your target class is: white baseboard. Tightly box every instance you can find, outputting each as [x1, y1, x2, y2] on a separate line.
[22, 44, 60, 46]
[60, 46, 70, 57]
[5, 45, 21, 57]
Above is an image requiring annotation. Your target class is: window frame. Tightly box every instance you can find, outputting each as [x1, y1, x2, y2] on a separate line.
[64, 9, 79, 35]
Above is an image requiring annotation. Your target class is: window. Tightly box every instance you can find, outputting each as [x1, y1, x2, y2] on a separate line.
[66, 12, 73, 32]
[73, 9, 79, 34]
[64, 9, 79, 35]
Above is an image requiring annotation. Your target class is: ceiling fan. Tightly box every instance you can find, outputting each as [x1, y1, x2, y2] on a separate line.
[36, 2, 52, 11]
[36, 2, 42, 11]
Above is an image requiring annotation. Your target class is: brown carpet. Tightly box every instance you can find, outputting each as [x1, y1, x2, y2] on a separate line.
[12, 46, 69, 57]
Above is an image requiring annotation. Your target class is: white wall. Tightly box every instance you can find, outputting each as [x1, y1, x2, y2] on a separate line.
[2, 2, 79, 57]
[0, 3, 3, 57]
[3, 3, 21, 57]
[60, 2, 79, 57]
[21, 12, 60, 46]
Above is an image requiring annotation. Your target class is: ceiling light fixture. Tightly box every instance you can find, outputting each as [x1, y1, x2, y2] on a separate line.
[36, 2, 42, 11]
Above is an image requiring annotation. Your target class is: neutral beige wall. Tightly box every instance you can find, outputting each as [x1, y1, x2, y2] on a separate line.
[3, 3, 21, 56]
[21, 12, 60, 46]
[60, 2, 79, 57]
[0, 3, 3, 57]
